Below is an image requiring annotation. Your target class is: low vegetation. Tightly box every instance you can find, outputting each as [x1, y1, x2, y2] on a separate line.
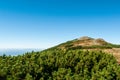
[0, 48, 120, 80]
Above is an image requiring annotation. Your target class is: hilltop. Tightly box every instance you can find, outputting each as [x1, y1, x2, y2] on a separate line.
[56, 36, 120, 49]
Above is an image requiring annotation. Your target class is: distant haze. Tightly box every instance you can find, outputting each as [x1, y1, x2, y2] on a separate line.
[0, 48, 42, 56]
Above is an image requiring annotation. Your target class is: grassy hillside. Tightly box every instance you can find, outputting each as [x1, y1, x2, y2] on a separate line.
[0, 36, 120, 80]
[55, 37, 120, 50]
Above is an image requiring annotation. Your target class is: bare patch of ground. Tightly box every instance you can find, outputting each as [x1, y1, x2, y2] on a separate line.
[103, 48, 120, 64]
[85, 48, 120, 64]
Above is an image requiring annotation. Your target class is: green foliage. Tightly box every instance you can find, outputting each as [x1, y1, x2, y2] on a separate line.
[68, 45, 112, 50]
[0, 48, 120, 80]
[107, 43, 120, 48]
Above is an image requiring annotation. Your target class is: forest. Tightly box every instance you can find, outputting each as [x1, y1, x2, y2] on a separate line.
[0, 48, 120, 80]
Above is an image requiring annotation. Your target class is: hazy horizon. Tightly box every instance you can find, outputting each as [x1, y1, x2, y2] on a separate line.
[0, 48, 44, 49]
[0, 0, 120, 48]
[0, 48, 43, 56]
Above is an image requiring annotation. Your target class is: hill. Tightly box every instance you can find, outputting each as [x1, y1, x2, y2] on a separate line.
[0, 36, 120, 80]
[56, 36, 120, 49]
[53, 36, 120, 63]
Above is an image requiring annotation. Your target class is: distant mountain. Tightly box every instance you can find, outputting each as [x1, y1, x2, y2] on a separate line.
[0, 48, 42, 56]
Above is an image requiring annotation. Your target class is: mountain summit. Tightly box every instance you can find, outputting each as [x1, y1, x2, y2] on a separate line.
[77, 36, 107, 46]
[78, 36, 94, 40]
[56, 36, 119, 50]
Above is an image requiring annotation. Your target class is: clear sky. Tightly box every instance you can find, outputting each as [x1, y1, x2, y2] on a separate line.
[0, 0, 120, 48]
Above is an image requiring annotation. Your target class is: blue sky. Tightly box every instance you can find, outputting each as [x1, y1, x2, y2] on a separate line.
[0, 0, 120, 48]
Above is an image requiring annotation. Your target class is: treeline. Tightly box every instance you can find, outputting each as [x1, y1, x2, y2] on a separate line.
[0, 49, 120, 80]
[65, 45, 112, 50]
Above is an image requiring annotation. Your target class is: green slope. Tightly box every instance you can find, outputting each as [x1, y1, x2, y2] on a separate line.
[0, 49, 120, 80]
[53, 37, 120, 50]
